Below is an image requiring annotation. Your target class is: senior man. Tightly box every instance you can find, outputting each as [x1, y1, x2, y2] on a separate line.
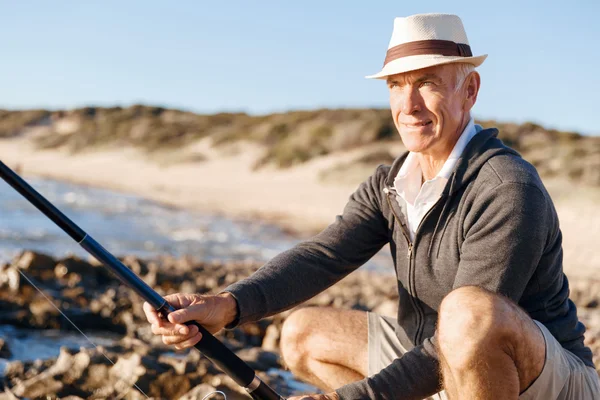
[144, 13, 599, 400]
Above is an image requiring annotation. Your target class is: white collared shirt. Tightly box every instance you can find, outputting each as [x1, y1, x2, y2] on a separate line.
[393, 118, 481, 241]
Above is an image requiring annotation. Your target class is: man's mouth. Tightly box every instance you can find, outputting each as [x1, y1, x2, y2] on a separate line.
[402, 121, 432, 128]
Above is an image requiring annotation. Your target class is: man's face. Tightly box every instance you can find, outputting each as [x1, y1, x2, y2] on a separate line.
[387, 64, 478, 156]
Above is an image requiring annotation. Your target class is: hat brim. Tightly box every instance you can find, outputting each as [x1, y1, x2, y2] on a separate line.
[365, 54, 487, 79]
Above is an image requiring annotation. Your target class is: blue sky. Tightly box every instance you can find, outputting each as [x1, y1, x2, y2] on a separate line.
[1, 1, 599, 135]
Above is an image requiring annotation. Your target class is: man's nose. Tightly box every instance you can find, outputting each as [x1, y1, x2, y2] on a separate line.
[398, 87, 422, 115]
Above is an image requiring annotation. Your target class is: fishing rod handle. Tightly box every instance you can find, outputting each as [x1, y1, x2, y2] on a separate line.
[162, 303, 286, 400]
[86, 235, 287, 399]
[248, 378, 287, 400]
[84, 237, 285, 399]
[83, 230, 283, 398]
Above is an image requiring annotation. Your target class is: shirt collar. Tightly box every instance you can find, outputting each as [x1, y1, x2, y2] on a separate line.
[394, 151, 421, 204]
[437, 117, 479, 179]
[393, 117, 480, 202]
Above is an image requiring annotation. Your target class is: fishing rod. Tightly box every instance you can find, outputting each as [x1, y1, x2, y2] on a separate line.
[0, 160, 285, 400]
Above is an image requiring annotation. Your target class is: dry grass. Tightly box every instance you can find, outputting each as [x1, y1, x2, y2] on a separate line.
[1, 105, 599, 186]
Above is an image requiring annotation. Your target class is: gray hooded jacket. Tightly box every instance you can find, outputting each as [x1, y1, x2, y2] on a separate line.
[224, 127, 594, 399]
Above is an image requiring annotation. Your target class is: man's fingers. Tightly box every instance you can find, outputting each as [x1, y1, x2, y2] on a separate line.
[146, 294, 200, 326]
[288, 394, 337, 400]
[160, 325, 199, 345]
[163, 294, 185, 309]
[167, 302, 208, 324]
[174, 332, 203, 350]
[164, 293, 198, 310]
[143, 302, 162, 326]
[145, 293, 225, 344]
[151, 322, 191, 336]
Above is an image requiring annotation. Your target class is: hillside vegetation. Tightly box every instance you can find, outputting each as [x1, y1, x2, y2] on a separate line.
[1, 105, 598, 185]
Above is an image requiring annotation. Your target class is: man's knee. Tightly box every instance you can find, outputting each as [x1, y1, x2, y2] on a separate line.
[437, 286, 516, 367]
[280, 307, 320, 368]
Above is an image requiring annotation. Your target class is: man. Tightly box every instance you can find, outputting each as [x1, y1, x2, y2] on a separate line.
[144, 13, 600, 399]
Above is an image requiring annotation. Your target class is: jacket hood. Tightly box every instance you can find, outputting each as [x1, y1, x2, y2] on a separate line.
[385, 128, 520, 195]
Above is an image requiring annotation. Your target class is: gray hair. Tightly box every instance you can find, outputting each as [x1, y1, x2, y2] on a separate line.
[453, 63, 475, 92]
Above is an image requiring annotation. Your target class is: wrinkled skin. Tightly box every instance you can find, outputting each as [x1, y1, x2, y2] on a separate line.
[387, 63, 480, 179]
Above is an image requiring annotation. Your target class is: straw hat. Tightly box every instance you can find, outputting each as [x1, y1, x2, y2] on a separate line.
[366, 13, 487, 79]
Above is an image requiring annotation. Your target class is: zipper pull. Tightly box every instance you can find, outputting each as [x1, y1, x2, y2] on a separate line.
[407, 243, 413, 259]
[383, 186, 397, 195]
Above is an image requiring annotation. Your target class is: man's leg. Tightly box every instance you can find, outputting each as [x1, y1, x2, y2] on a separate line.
[280, 306, 368, 392]
[437, 286, 546, 400]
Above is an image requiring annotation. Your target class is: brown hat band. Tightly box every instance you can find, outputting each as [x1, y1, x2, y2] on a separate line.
[384, 39, 472, 67]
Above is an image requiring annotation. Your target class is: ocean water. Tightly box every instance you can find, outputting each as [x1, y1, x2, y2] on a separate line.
[0, 177, 393, 272]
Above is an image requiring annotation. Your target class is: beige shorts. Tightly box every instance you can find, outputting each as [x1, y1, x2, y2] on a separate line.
[367, 313, 600, 400]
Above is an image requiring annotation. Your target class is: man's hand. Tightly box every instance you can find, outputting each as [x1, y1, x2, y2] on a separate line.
[288, 392, 340, 400]
[143, 292, 238, 349]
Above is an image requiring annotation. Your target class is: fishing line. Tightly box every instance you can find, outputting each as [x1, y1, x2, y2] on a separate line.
[16, 269, 151, 400]
[202, 390, 227, 400]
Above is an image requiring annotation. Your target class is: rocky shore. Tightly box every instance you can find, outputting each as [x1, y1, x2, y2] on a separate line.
[0, 251, 598, 399]
[0, 251, 398, 399]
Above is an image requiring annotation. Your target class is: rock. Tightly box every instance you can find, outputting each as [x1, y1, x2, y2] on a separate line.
[61, 286, 86, 302]
[121, 255, 149, 276]
[55, 255, 112, 287]
[372, 299, 398, 318]
[14, 251, 56, 276]
[80, 363, 110, 392]
[149, 369, 192, 399]
[332, 296, 345, 308]
[229, 321, 269, 348]
[0, 265, 20, 292]
[0, 388, 20, 400]
[0, 338, 11, 358]
[89, 288, 118, 316]
[202, 276, 219, 291]
[12, 377, 63, 398]
[9, 349, 90, 397]
[568, 278, 600, 309]
[156, 354, 187, 375]
[209, 374, 249, 400]
[180, 383, 220, 400]
[142, 262, 158, 287]
[235, 347, 281, 371]
[29, 295, 60, 324]
[109, 353, 146, 395]
[262, 324, 280, 352]
[118, 336, 153, 356]
[58, 350, 91, 384]
[119, 310, 137, 336]
[586, 299, 599, 308]
[179, 280, 197, 295]
[3, 360, 23, 377]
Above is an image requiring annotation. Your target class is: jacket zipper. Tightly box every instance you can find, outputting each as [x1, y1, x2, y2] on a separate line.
[385, 186, 446, 344]
[385, 192, 423, 344]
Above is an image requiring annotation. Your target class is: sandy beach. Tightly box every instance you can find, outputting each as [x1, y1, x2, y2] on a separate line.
[1, 136, 598, 279]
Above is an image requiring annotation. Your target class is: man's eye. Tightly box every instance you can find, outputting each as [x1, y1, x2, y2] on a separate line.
[421, 81, 433, 87]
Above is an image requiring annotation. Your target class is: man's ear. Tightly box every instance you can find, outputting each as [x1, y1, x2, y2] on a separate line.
[464, 71, 481, 111]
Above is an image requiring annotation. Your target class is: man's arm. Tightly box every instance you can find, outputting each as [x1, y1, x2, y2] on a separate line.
[335, 181, 554, 399]
[452, 181, 553, 297]
[222, 165, 390, 327]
